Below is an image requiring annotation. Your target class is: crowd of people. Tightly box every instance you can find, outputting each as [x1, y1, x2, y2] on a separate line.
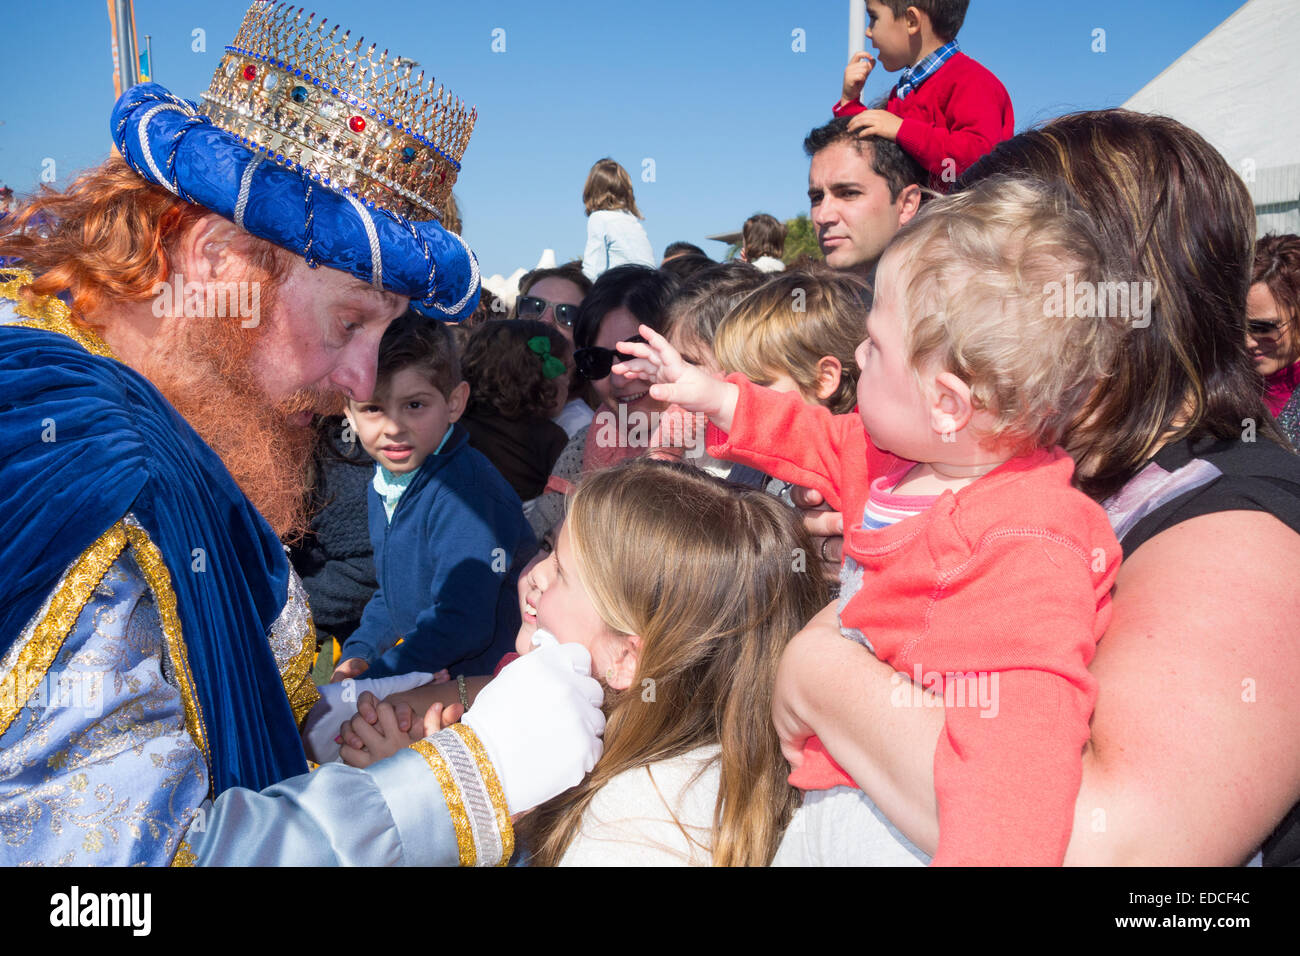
[3, 0, 1300, 868]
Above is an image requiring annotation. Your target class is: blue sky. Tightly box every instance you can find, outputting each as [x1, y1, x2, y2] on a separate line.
[0, 0, 1248, 279]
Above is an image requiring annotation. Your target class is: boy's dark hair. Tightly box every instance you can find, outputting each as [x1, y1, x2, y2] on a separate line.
[659, 252, 717, 284]
[573, 264, 680, 351]
[376, 310, 462, 398]
[743, 213, 787, 261]
[879, 0, 968, 41]
[461, 319, 572, 421]
[663, 241, 707, 260]
[517, 260, 592, 303]
[804, 118, 928, 202]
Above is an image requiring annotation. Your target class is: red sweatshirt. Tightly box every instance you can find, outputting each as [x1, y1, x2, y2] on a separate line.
[833, 52, 1013, 188]
[707, 378, 1120, 866]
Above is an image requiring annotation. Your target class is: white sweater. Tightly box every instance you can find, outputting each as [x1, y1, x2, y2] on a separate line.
[557, 744, 722, 866]
[582, 209, 655, 282]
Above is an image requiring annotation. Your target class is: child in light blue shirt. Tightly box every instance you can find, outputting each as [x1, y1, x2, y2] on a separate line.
[582, 158, 654, 281]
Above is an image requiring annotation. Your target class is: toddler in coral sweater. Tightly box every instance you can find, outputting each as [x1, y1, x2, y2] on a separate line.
[614, 177, 1125, 865]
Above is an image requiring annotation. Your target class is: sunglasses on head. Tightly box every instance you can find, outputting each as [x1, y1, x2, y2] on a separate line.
[517, 295, 581, 328]
[574, 335, 646, 381]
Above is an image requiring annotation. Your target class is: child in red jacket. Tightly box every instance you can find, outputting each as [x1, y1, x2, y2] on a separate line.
[835, 0, 1012, 189]
[613, 177, 1126, 865]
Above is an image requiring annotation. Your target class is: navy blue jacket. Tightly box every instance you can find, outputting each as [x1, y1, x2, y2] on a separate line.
[340, 424, 535, 677]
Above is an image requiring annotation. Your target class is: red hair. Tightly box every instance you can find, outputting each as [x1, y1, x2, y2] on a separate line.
[0, 156, 289, 325]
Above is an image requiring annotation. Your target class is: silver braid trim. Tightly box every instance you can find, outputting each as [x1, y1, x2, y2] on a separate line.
[429, 231, 480, 316]
[343, 192, 383, 289]
[233, 156, 264, 231]
[136, 102, 197, 197]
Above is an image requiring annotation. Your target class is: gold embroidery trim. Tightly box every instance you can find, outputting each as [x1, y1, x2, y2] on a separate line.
[283, 613, 321, 728]
[171, 840, 197, 867]
[453, 723, 515, 866]
[0, 267, 116, 359]
[410, 738, 476, 867]
[0, 523, 128, 738]
[123, 523, 211, 771]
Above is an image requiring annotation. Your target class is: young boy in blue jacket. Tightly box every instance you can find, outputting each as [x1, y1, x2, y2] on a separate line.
[331, 311, 535, 681]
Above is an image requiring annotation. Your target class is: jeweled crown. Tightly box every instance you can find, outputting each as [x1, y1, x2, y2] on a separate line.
[201, 2, 475, 222]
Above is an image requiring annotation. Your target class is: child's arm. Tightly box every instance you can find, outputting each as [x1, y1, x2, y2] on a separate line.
[834, 50, 877, 114]
[332, 585, 399, 681]
[615, 325, 870, 504]
[772, 599, 840, 770]
[890, 83, 1012, 182]
[613, 325, 740, 431]
[364, 495, 528, 679]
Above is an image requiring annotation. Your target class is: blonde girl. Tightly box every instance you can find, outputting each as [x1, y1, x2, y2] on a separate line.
[516, 458, 828, 865]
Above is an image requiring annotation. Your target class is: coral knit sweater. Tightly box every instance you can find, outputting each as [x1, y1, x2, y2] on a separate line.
[707, 378, 1120, 866]
[833, 52, 1013, 188]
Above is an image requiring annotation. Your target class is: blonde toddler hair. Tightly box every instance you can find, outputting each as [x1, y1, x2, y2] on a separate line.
[713, 266, 868, 414]
[885, 176, 1124, 455]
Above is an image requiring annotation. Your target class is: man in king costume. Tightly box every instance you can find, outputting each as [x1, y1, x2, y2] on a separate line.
[0, 2, 603, 866]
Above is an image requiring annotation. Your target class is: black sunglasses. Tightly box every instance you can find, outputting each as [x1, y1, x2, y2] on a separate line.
[574, 335, 646, 381]
[518, 295, 581, 328]
[1248, 318, 1287, 339]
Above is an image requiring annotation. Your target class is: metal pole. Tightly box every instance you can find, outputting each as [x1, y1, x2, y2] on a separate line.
[849, 0, 866, 59]
[114, 0, 139, 93]
[144, 33, 152, 81]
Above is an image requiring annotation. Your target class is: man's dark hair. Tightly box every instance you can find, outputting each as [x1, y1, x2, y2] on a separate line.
[880, 0, 968, 41]
[803, 117, 927, 201]
[376, 309, 462, 398]
[573, 264, 680, 351]
[663, 241, 707, 261]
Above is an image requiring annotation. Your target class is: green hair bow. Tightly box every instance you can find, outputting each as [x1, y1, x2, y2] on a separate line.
[527, 336, 567, 380]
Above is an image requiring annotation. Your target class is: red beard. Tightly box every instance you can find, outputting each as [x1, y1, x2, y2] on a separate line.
[139, 295, 340, 541]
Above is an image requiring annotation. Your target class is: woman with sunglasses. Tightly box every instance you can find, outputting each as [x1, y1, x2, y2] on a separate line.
[515, 261, 597, 440]
[1248, 234, 1300, 447]
[529, 266, 681, 543]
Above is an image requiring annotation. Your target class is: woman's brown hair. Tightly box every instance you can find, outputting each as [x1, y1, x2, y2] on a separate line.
[1252, 234, 1300, 331]
[516, 459, 827, 866]
[960, 110, 1281, 499]
[582, 158, 643, 219]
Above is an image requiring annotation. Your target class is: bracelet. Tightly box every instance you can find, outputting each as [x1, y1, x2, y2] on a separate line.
[457, 674, 469, 710]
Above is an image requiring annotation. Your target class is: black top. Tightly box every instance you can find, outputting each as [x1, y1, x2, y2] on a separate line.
[460, 409, 568, 502]
[1117, 435, 1300, 865]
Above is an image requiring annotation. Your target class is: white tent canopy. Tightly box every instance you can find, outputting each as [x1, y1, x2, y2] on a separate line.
[1123, 0, 1300, 237]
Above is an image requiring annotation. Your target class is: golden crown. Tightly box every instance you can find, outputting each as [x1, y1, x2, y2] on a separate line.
[200, 2, 475, 222]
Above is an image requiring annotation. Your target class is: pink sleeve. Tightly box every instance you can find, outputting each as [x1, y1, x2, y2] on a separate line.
[705, 376, 868, 511]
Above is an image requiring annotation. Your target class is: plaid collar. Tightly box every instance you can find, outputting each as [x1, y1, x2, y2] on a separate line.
[896, 39, 960, 100]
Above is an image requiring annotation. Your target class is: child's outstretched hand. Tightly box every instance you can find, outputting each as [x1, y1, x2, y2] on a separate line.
[613, 325, 740, 433]
[841, 50, 875, 107]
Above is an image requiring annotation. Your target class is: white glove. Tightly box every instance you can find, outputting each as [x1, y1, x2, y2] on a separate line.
[462, 630, 605, 815]
[301, 671, 435, 763]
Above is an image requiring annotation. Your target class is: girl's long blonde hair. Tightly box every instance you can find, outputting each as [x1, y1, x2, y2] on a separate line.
[517, 459, 827, 866]
[582, 158, 643, 218]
